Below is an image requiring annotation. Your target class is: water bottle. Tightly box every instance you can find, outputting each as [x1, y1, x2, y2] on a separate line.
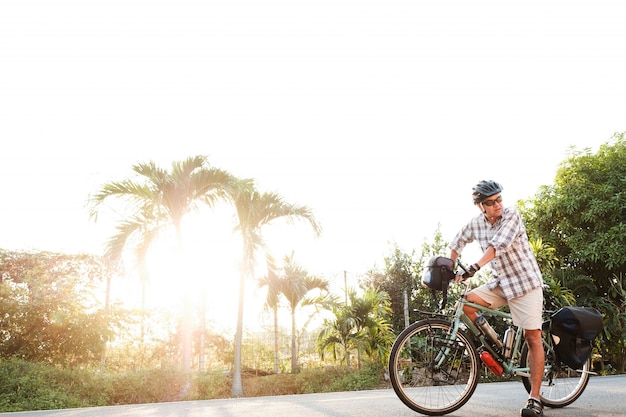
[475, 315, 503, 349]
[502, 327, 515, 359]
[479, 351, 503, 376]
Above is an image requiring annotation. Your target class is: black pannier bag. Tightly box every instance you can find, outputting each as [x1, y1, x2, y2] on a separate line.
[550, 306, 603, 369]
[422, 256, 455, 291]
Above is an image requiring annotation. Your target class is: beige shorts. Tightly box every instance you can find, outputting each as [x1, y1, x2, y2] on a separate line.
[470, 284, 543, 330]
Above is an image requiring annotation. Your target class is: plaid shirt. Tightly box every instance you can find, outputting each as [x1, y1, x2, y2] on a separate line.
[449, 206, 543, 300]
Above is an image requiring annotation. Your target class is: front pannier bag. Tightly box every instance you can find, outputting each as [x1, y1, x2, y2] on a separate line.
[550, 306, 603, 369]
[422, 256, 455, 291]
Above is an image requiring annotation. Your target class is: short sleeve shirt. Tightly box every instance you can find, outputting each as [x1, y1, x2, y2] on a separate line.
[449, 206, 543, 300]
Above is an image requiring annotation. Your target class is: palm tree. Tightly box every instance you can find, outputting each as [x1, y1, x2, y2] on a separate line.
[317, 288, 393, 369]
[317, 298, 359, 368]
[89, 155, 237, 373]
[349, 288, 394, 367]
[278, 252, 329, 373]
[230, 181, 321, 396]
[257, 255, 282, 373]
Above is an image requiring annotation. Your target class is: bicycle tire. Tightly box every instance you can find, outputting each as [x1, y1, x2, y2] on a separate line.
[520, 328, 590, 408]
[388, 319, 480, 416]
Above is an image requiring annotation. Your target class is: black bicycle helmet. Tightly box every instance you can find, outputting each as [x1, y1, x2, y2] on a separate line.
[472, 180, 503, 204]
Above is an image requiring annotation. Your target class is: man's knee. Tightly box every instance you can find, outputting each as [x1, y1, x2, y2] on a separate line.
[524, 329, 543, 348]
[463, 293, 487, 321]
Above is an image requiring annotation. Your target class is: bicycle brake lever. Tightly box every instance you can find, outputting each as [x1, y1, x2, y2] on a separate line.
[456, 259, 470, 273]
[456, 259, 473, 279]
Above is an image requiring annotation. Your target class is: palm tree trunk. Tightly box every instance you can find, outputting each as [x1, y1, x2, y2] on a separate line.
[181, 296, 192, 372]
[273, 307, 279, 373]
[291, 309, 297, 373]
[100, 270, 112, 371]
[231, 267, 246, 396]
[177, 227, 192, 375]
[199, 286, 206, 372]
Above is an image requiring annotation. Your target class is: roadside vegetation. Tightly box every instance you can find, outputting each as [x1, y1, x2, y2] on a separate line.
[1, 133, 624, 412]
[0, 359, 386, 411]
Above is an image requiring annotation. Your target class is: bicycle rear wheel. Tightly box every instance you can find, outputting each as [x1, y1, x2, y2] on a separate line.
[388, 319, 480, 416]
[520, 327, 590, 407]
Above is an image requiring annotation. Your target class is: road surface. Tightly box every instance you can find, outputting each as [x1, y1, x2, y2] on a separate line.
[1, 375, 623, 417]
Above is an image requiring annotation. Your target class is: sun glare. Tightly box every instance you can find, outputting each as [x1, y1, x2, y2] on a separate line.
[130, 209, 244, 335]
[111, 205, 324, 340]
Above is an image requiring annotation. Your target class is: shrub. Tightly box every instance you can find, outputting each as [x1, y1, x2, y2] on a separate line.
[194, 371, 231, 399]
[329, 363, 384, 392]
[0, 358, 104, 411]
[103, 368, 188, 404]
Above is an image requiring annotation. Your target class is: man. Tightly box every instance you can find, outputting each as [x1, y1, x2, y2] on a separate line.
[449, 180, 545, 417]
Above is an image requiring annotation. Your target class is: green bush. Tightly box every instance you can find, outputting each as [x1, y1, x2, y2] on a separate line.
[329, 364, 384, 392]
[194, 371, 231, 399]
[0, 358, 104, 411]
[296, 367, 347, 393]
[0, 359, 189, 411]
[103, 367, 188, 404]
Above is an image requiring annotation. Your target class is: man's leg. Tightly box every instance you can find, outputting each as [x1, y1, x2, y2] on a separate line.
[525, 328, 544, 397]
[463, 291, 490, 322]
[522, 328, 544, 416]
[462, 284, 506, 323]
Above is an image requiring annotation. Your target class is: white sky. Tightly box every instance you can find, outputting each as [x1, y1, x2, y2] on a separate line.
[1, 1, 625, 331]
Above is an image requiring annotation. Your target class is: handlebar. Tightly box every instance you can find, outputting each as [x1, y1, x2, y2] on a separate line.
[455, 259, 474, 280]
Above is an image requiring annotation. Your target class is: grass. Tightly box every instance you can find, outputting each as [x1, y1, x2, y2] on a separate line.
[0, 359, 388, 412]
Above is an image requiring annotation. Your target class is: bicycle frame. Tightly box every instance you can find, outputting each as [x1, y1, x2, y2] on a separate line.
[452, 297, 531, 376]
[436, 284, 590, 379]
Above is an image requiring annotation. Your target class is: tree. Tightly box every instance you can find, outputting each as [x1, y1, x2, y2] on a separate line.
[0, 250, 122, 365]
[275, 252, 328, 373]
[521, 133, 626, 372]
[527, 237, 576, 310]
[523, 134, 626, 272]
[89, 155, 237, 373]
[359, 242, 416, 333]
[360, 228, 450, 334]
[230, 182, 321, 396]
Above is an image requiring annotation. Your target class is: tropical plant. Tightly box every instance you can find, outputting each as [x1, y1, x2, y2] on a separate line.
[88, 155, 237, 373]
[349, 288, 394, 366]
[317, 296, 358, 368]
[275, 252, 329, 373]
[317, 288, 393, 369]
[529, 237, 558, 273]
[230, 181, 321, 396]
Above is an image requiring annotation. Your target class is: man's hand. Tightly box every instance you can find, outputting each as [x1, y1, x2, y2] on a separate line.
[469, 263, 480, 275]
[455, 263, 480, 283]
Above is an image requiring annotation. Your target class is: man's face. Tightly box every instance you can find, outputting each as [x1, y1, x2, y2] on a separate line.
[480, 194, 503, 216]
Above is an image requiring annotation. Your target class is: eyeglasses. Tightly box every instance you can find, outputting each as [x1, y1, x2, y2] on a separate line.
[482, 196, 502, 207]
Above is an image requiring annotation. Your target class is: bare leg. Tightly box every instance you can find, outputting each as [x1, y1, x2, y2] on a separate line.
[524, 329, 545, 399]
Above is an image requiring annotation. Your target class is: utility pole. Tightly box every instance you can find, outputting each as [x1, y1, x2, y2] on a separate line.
[344, 270, 348, 305]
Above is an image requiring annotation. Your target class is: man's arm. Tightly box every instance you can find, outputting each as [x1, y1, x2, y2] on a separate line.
[475, 245, 495, 269]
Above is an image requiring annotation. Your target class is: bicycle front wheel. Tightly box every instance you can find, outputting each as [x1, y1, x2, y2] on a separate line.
[520, 328, 590, 408]
[388, 319, 480, 416]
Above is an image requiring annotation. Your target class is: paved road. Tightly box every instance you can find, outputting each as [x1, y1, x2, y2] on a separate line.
[2, 375, 623, 417]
